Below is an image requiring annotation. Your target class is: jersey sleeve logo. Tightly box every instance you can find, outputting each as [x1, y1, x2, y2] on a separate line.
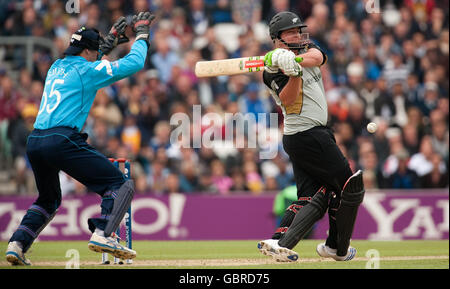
[95, 60, 113, 76]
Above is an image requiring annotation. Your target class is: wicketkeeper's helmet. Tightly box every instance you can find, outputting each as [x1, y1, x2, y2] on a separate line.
[64, 27, 101, 55]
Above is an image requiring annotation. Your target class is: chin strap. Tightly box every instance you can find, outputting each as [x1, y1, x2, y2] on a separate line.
[277, 34, 310, 53]
[279, 38, 301, 50]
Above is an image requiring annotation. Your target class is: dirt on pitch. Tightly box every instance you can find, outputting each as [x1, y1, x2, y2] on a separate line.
[0, 256, 448, 267]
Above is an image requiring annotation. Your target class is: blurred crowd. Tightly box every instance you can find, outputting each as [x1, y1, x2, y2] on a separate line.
[0, 0, 448, 196]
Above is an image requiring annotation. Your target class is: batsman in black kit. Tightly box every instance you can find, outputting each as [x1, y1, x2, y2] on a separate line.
[257, 11, 365, 262]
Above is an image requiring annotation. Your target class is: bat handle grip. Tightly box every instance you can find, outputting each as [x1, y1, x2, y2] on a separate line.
[295, 56, 303, 63]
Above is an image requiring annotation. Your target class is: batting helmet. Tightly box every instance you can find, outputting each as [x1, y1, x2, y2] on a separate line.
[269, 11, 307, 41]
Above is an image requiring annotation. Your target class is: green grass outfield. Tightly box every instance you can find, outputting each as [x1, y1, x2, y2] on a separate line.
[0, 240, 448, 269]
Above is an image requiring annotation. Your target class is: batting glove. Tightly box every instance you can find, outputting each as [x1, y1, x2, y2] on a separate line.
[280, 59, 303, 77]
[264, 50, 279, 73]
[132, 12, 156, 45]
[99, 16, 129, 58]
[264, 48, 292, 67]
[264, 49, 284, 73]
[279, 54, 303, 77]
[265, 48, 303, 77]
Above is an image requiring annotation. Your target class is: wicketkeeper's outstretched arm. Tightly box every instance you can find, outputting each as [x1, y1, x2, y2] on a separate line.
[83, 12, 156, 91]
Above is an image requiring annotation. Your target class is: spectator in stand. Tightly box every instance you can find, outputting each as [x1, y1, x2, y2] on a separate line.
[406, 106, 427, 140]
[16, 69, 32, 102]
[418, 82, 440, 117]
[264, 0, 290, 23]
[147, 160, 170, 195]
[187, 0, 210, 36]
[357, 140, 382, 186]
[262, 154, 293, 190]
[243, 160, 264, 194]
[391, 81, 410, 127]
[120, 114, 142, 156]
[346, 60, 365, 93]
[347, 98, 370, 137]
[359, 149, 385, 189]
[88, 119, 110, 155]
[179, 160, 200, 193]
[149, 121, 171, 152]
[238, 82, 270, 122]
[383, 52, 410, 87]
[387, 149, 420, 189]
[91, 89, 123, 130]
[168, 72, 197, 103]
[231, 0, 262, 27]
[429, 116, 449, 163]
[402, 123, 421, 156]
[209, 0, 232, 25]
[334, 122, 359, 162]
[359, 78, 379, 121]
[230, 167, 249, 192]
[154, 0, 176, 20]
[373, 77, 396, 125]
[0, 76, 19, 122]
[9, 103, 38, 194]
[150, 31, 180, 84]
[210, 158, 233, 194]
[33, 54, 52, 83]
[164, 173, 182, 194]
[381, 127, 406, 180]
[420, 153, 449, 188]
[408, 135, 447, 178]
[405, 74, 422, 108]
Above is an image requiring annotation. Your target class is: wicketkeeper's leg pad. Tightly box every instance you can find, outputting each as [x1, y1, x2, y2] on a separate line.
[335, 170, 365, 256]
[9, 204, 58, 253]
[104, 180, 135, 237]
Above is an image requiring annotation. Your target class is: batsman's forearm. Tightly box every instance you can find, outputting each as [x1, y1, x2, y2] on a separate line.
[279, 77, 302, 106]
[297, 48, 324, 67]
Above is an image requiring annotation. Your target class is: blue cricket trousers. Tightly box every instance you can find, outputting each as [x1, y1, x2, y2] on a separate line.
[9, 126, 126, 252]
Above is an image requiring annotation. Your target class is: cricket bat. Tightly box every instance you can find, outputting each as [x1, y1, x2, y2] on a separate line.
[195, 56, 303, 77]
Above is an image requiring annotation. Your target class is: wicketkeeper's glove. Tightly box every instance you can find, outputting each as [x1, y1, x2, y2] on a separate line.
[99, 16, 129, 59]
[132, 11, 156, 46]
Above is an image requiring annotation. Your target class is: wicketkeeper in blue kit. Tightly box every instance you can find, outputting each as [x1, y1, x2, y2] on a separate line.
[5, 12, 156, 266]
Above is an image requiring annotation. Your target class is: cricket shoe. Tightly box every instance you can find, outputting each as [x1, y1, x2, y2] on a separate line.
[257, 239, 298, 262]
[316, 242, 356, 261]
[5, 241, 31, 266]
[88, 232, 136, 260]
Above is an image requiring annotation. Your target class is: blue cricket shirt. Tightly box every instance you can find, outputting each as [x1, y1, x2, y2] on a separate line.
[34, 40, 148, 132]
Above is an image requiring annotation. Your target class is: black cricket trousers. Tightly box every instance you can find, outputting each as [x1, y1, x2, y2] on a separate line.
[282, 126, 353, 247]
[283, 126, 353, 197]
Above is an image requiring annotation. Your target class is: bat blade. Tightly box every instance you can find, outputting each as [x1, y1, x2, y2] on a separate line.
[195, 56, 265, 77]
